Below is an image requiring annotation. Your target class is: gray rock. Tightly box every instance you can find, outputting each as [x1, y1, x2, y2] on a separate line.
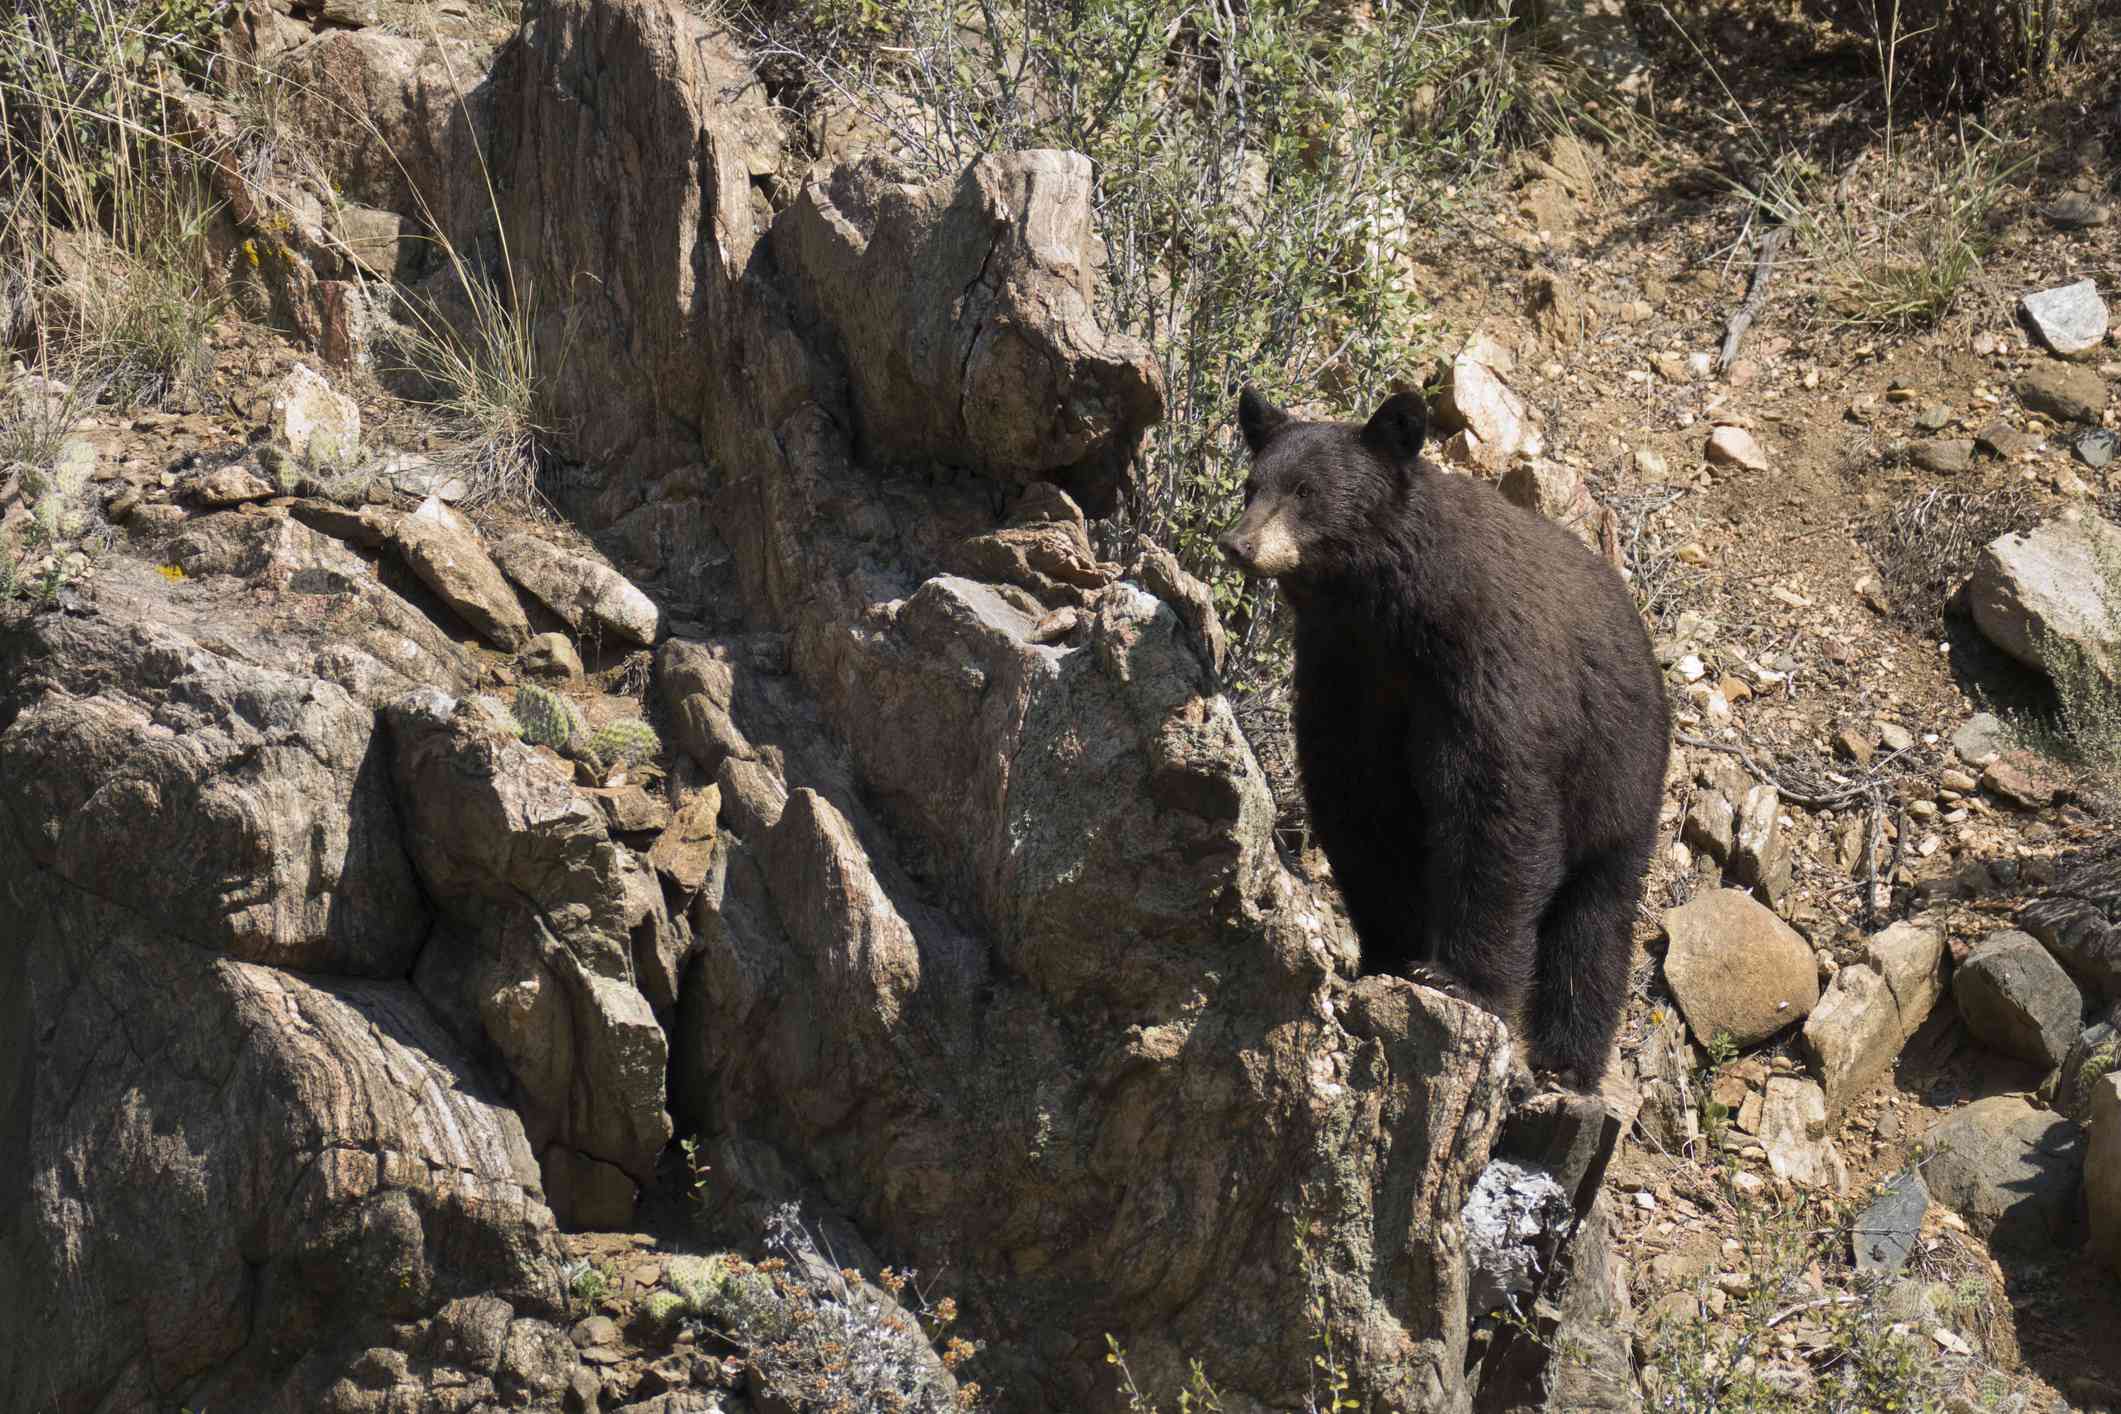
[2090, 1074, 2121, 1278]
[272, 362, 361, 466]
[2078, 428, 2118, 469]
[2016, 363, 2108, 423]
[1852, 1169, 1928, 1274]
[1803, 920, 1946, 1111]
[1463, 1158, 1575, 1314]
[0, 611, 429, 976]
[1954, 929, 2083, 1068]
[1910, 438, 1974, 474]
[2042, 193, 2113, 230]
[392, 495, 533, 650]
[1663, 888, 1821, 1048]
[1922, 1096, 2083, 1248]
[494, 532, 663, 648]
[1967, 514, 2121, 686]
[1729, 783, 1792, 907]
[1914, 403, 1951, 432]
[2020, 852, 2121, 1001]
[1758, 1075, 1847, 1194]
[1976, 420, 2040, 460]
[2019, 279, 2109, 360]
[388, 692, 675, 1182]
[1951, 712, 2011, 764]
[1681, 790, 1736, 864]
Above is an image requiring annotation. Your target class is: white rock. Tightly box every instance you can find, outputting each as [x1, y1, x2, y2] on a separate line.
[273, 364, 361, 467]
[2019, 279, 2109, 361]
[1707, 424, 1769, 471]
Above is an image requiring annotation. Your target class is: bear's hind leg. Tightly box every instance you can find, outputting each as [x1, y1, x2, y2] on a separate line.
[1530, 843, 1650, 1086]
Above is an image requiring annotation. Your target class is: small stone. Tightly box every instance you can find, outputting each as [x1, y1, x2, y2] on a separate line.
[2078, 429, 2118, 469]
[193, 464, 275, 506]
[1876, 722, 1915, 754]
[1910, 438, 1974, 474]
[2016, 363, 2108, 423]
[2043, 193, 2113, 230]
[1731, 783, 1792, 907]
[1976, 421, 2039, 460]
[1981, 752, 2063, 809]
[1635, 447, 1669, 478]
[1914, 404, 1951, 431]
[1707, 424, 1770, 471]
[572, 1315, 621, 1349]
[1758, 1076, 1847, 1194]
[1940, 768, 1978, 793]
[271, 363, 361, 466]
[1952, 713, 2010, 764]
[520, 631, 584, 680]
[1835, 727, 1875, 766]
[1955, 929, 2083, 1067]
[1675, 654, 1707, 683]
[1682, 791, 1736, 864]
[2019, 279, 2109, 360]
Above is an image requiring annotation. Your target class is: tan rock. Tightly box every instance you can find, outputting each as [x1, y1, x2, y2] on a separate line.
[1663, 889, 1821, 1048]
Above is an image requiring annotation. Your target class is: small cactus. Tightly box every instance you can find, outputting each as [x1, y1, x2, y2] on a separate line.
[589, 717, 661, 770]
[512, 684, 582, 752]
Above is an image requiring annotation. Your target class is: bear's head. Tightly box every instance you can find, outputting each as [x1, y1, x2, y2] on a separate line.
[1215, 387, 1429, 581]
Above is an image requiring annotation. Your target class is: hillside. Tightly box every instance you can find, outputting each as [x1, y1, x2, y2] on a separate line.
[1, 0, 2118, 1411]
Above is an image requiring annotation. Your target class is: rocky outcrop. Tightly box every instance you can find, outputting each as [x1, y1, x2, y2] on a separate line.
[0, 578, 576, 1413]
[1968, 514, 2121, 687]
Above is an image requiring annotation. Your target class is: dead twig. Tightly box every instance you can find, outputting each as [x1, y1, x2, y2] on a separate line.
[1719, 223, 1789, 371]
[1675, 731, 1913, 810]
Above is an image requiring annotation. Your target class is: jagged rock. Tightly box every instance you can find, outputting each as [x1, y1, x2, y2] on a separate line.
[543, 1146, 639, 1232]
[1803, 919, 1946, 1111]
[494, 531, 664, 648]
[2089, 1074, 2121, 1278]
[1729, 783, 1792, 907]
[0, 610, 428, 975]
[593, 783, 672, 835]
[1922, 1096, 2084, 1248]
[1662, 889, 1820, 1048]
[1967, 514, 2121, 686]
[1681, 789, 1736, 864]
[522, 629, 585, 680]
[1435, 336, 1533, 471]
[392, 495, 533, 650]
[1951, 711, 2010, 764]
[1955, 929, 2083, 1068]
[1632, 1005, 1701, 1150]
[193, 463, 277, 505]
[2015, 363, 2109, 423]
[0, 805, 563, 1409]
[1852, 1169, 1929, 1274]
[272, 362, 362, 466]
[1757, 1076, 1847, 1195]
[774, 151, 1163, 513]
[1706, 424, 1769, 471]
[2020, 852, 2121, 1001]
[1910, 437, 1974, 474]
[943, 484, 1119, 609]
[1980, 750, 2065, 809]
[2019, 279, 2109, 360]
[1500, 458, 1603, 549]
[387, 691, 675, 1182]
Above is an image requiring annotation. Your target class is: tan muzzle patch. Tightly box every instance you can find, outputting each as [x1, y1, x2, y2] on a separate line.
[1242, 506, 1303, 577]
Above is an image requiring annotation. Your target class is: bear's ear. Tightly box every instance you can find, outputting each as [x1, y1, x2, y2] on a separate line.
[1237, 386, 1291, 456]
[1360, 391, 1428, 470]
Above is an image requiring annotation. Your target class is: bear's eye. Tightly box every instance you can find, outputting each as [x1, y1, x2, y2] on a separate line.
[1294, 482, 1312, 500]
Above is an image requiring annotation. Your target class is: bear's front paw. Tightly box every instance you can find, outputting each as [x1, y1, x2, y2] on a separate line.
[1403, 963, 1482, 1007]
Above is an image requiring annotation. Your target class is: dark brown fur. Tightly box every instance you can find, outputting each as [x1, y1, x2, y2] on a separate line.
[1218, 389, 1669, 1083]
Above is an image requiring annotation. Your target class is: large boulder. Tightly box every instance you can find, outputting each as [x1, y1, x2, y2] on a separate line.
[773, 151, 1164, 514]
[1662, 889, 1821, 1048]
[387, 691, 678, 1201]
[391, 497, 532, 651]
[2089, 1074, 2121, 1278]
[1954, 929, 2083, 1068]
[493, 531, 664, 647]
[1968, 514, 2121, 688]
[1922, 1097, 2084, 1249]
[2020, 851, 2121, 1001]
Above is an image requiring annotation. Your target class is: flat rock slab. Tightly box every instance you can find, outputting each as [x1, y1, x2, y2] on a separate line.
[1922, 1096, 2083, 1249]
[1853, 1169, 1929, 1274]
[2020, 853, 2121, 1002]
[1968, 514, 2121, 685]
[495, 531, 663, 648]
[1956, 930, 2082, 1068]
[393, 495, 532, 650]
[1663, 888, 1820, 1048]
[2020, 279, 2109, 360]
[2016, 363, 2108, 423]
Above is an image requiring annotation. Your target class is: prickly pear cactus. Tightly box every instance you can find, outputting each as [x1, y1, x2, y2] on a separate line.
[589, 717, 660, 770]
[512, 684, 582, 752]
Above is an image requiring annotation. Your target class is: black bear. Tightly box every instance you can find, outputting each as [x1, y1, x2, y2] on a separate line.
[1217, 387, 1669, 1084]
